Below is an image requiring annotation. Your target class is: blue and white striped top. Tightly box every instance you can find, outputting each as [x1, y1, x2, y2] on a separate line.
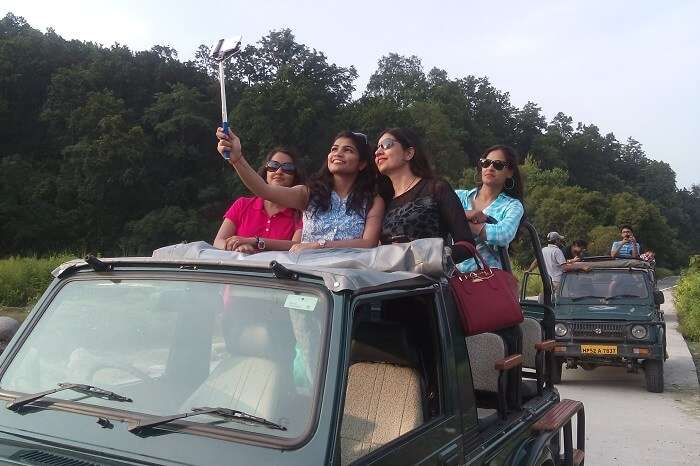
[301, 191, 366, 242]
[454, 188, 524, 272]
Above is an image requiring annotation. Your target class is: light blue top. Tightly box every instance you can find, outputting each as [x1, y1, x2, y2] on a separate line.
[611, 240, 641, 258]
[454, 188, 524, 272]
[301, 191, 366, 242]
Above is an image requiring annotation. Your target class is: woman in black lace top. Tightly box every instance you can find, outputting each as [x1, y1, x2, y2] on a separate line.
[375, 127, 474, 262]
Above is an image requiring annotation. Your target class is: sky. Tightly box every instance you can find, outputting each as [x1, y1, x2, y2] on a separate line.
[3, 0, 698, 188]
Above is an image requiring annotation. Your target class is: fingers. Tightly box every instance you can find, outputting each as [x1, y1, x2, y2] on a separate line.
[235, 244, 256, 253]
[216, 127, 238, 140]
[224, 236, 240, 251]
[216, 128, 229, 139]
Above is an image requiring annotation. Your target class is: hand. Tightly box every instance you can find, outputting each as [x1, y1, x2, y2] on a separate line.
[224, 235, 255, 251]
[464, 209, 488, 224]
[216, 127, 242, 163]
[289, 242, 321, 254]
[235, 244, 257, 254]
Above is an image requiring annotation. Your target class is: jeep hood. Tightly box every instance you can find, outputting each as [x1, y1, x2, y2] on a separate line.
[554, 303, 655, 321]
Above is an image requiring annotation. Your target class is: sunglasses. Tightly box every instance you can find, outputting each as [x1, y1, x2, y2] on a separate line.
[479, 158, 511, 171]
[265, 160, 296, 174]
[376, 138, 398, 150]
[352, 132, 368, 144]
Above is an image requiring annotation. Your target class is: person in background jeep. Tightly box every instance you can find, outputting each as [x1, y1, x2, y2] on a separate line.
[565, 239, 587, 261]
[611, 224, 641, 259]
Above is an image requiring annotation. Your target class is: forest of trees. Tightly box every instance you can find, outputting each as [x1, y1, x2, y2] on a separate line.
[1, 13, 699, 269]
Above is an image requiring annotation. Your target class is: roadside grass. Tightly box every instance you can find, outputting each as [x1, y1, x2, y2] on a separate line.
[675, 256, 700, 341]
[655, 267, 675, 280]
[0, 254, 75, 308]
[512, 263, 544, 298]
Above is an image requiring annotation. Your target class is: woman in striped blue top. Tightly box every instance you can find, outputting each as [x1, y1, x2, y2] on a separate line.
[455, 145, 525, 272]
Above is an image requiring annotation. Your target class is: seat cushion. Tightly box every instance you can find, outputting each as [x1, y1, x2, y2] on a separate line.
[181, 356, 280, 418]
[519, 318, 543, 369]
[340, 362, 423, 465]
[465, 333, 506, 392]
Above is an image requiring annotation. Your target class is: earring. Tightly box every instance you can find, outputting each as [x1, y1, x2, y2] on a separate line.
[505, 177, 515, 190]
[474, 171, 481, 184]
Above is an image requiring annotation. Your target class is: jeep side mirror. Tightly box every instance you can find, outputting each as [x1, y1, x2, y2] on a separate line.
[654, 290, 665, 305]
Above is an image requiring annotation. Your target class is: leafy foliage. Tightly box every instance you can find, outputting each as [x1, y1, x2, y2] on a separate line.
[0, 254, 74, 307]
[1, 12, 698, 270]
[675, 256, 700, 341]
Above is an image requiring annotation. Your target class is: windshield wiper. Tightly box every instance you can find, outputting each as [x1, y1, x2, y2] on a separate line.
[569, 295, 608, 302]
[128, 406, 287, 434]
[606, 294, 643, 300]
[6, 383, 132, 411]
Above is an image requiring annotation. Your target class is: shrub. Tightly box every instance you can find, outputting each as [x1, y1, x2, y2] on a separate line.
[0, 255, 75, 307]
[675, 256, 700, 341]
[655, 267, 674, 280]
[512, 262, 544, 298]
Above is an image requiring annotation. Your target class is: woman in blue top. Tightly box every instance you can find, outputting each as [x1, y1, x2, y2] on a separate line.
[216, 128, 384, 252]
[455, 145, 525, 272]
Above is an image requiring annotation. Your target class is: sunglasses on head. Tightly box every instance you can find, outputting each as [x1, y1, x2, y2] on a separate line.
[265, 160, 296, 174]
[479, 158, 511, 171]
[352, 132, 368, 144]
[376, 138, 398, 150]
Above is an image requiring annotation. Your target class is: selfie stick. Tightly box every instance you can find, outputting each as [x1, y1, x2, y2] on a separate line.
[211, 36, 242, 160]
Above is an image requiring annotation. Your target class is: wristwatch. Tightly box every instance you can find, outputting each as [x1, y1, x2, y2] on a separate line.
[255, 237, 266, 250]
[318, 239, 327, 249]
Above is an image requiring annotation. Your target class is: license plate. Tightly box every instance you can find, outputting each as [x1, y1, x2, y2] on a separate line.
[580, 344, 618, 355]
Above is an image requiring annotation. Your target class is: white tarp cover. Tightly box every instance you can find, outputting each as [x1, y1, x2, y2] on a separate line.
[148, 239, 449, 291]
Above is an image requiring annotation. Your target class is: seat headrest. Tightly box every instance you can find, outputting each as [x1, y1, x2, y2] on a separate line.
[350, 322, 417, 367]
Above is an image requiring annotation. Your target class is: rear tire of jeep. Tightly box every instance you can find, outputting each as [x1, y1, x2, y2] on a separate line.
[644, 359, 664, 393]
[551, 358, 563, 384]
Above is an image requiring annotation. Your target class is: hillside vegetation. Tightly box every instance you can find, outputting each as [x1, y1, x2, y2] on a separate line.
[1, 13, 699, 268]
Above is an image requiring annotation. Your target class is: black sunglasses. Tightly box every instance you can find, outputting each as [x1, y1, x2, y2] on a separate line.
[376, 138, 398, 150]
[479, 158, 511, 171]
[266, 160, 296, 174]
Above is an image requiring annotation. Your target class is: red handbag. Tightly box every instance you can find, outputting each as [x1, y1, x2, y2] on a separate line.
[449, 241, 523, 336]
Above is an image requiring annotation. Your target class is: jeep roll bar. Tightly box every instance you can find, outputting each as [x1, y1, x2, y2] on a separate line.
[497, 219, 553, 307]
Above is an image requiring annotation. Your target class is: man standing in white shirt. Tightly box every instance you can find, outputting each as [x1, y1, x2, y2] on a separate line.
[541, 232, 568, 295]
[527, 231, 590, 301]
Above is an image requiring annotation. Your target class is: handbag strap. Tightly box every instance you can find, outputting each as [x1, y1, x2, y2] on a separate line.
[454, 241, 493, 274]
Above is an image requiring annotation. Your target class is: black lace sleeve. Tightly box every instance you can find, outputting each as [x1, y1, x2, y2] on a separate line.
[432, 179, 475, 262]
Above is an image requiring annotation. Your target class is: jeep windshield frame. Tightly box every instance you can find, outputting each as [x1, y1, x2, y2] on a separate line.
[559, 269, 652, 303]
[0, 268, 333, 450]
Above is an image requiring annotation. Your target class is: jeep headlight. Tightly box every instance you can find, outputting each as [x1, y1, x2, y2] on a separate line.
[631, 325, 648, 339]
[555, 323, 569, 337]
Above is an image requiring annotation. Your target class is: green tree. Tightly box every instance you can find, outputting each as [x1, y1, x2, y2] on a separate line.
[365, 54, 428, 107]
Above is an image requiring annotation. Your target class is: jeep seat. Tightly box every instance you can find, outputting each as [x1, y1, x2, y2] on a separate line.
[466, 332, 523, 420]
[340, 322, 423, 465]
[519, 317, 555, 400]
[181, 299, 295, 420]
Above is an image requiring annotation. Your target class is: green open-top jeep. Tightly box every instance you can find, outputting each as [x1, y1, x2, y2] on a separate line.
[0, 234, 584, 465]
[545, 258, 666, 392]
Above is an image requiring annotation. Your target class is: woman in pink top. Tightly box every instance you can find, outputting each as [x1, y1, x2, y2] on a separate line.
[213, 147, 305, 252]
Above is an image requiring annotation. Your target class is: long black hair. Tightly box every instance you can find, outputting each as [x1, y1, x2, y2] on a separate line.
[306, 131, 376, 217]
[477, 144, 524, 201]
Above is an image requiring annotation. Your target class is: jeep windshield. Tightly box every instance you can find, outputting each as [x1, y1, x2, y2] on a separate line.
[0, 277, 328, 439]
[560, 270, 649, 302]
